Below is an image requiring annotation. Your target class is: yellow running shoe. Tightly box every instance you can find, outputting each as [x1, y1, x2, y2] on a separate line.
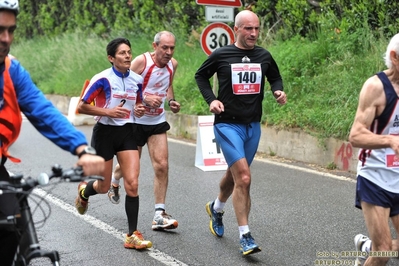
[75, 181, 88, 215]
[124, 231, 152, 249]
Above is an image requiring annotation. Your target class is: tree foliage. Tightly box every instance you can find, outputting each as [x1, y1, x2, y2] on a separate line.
[15, 0, 399, 42]
[16, 0, 206, 40]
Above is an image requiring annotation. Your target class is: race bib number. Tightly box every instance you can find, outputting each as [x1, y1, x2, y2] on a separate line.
[384, 129, 399, 167]
[110, 93, 134, 119]
[231, 63, 262, 95]
[144, 106, 163, 116]
[386, 154, 399, 167]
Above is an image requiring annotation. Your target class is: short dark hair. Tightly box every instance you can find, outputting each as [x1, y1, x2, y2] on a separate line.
[106, 37, 131, 57]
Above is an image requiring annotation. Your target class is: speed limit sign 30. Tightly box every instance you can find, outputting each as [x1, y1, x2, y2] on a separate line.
[201, 22, 235, 56]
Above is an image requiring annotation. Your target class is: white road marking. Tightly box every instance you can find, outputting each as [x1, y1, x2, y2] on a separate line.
[33, 189, 188, 266]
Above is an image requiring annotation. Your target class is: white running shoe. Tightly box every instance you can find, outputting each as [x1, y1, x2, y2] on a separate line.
[107, 185, 120, 204]
[152, 211, 178, 230]
[354, 234, 370, 266]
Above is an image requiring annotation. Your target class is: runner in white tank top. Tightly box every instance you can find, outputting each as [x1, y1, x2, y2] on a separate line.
[356, 71, 399, 193]
[349, 33, 399, 265]
[135, 52, 174, 125]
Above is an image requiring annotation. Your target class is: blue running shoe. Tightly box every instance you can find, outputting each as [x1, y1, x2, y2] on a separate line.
[205, 201, 224, 237]
[240, 232, 261, 255]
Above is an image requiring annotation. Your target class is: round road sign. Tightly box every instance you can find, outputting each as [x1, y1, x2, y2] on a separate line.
[200, 22, 235, 56]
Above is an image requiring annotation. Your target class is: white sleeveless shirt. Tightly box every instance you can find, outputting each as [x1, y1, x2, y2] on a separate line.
[357, 72, 399, 193]
[134, 52, 174, 125]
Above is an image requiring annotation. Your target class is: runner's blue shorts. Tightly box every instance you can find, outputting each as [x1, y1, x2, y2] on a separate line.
[213, 122, 260, 167]
[355, 175, 399, 217]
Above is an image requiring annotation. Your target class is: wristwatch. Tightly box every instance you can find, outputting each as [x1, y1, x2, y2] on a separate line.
[77, 146, 97, 158]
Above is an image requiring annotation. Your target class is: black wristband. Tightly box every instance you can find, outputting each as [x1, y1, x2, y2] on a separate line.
[168, 98, 175, 106]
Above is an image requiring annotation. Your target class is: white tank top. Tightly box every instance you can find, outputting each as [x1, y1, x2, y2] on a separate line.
[357, 72, 399, 193]
[134, 52, 173, 125]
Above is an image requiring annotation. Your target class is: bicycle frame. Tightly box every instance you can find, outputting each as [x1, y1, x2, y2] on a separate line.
[0, 165, 102, 266]
[0, 174, 61, 266]
[15, 187, 60, 266]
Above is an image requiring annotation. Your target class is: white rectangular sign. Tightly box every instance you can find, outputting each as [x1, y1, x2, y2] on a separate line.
[195, 115, 228, 171]
[205, 6, 234, 22]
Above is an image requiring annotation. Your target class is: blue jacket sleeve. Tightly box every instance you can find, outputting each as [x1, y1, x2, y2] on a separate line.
[10, 60, 88, 155]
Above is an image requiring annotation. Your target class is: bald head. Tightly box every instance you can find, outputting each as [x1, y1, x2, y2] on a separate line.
[235, 10, 259, 28]
[233, 10, 260, 50]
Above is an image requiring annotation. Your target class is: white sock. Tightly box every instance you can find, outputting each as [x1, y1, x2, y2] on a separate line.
[213, 198, 225, 213]
[111, 175, 120, 186]
[362, 240, 371, 253]
[239, 225, 250, 238]
[155, 204, 165, 214]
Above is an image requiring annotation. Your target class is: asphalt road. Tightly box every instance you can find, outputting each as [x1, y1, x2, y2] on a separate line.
[5, 120, 399, 266]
